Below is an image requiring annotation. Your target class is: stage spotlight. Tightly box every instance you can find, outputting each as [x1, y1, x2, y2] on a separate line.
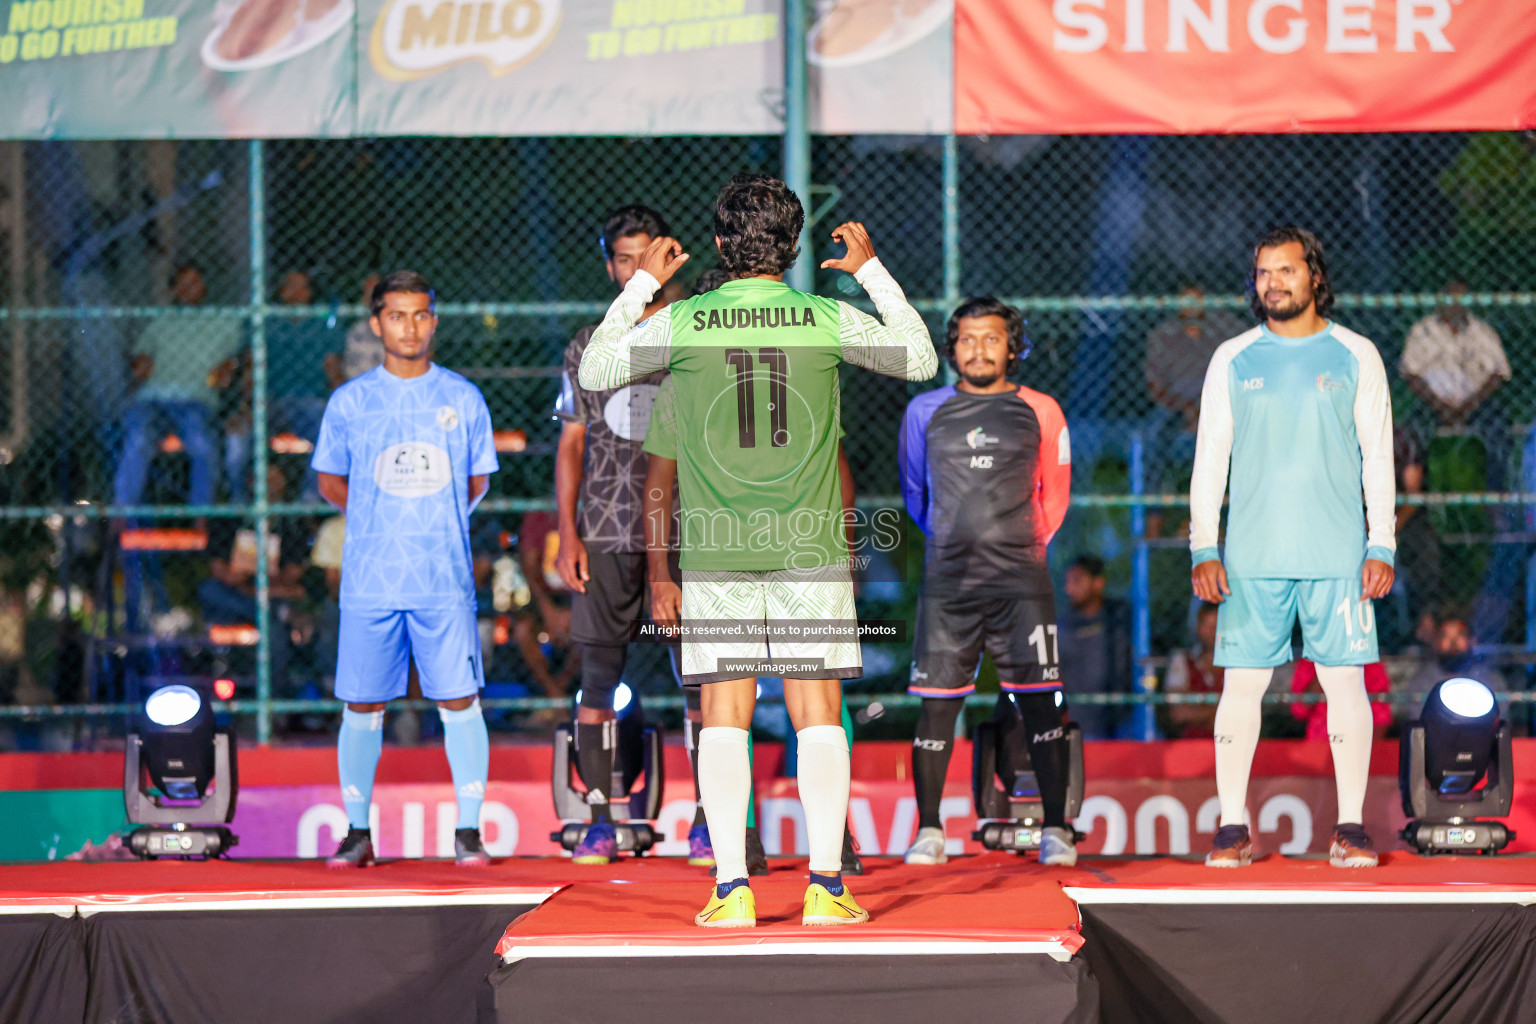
[572, 681, 634, 715]
[551, 681, 663, 856]
[1400, 677, 1514, 855]
[125, 678, 239, 859]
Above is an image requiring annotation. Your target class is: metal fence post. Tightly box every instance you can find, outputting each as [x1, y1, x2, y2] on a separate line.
[249, 139, 272, 745]
[943, 133, 960, 311]
[1129, 431, 1157, 740]
[783, 0, 812, 293]
[942, 133, 960, 384]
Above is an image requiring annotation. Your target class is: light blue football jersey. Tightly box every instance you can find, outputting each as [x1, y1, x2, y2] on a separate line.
[1190, 323, 1396, 580]
[312, 365, 499, 610]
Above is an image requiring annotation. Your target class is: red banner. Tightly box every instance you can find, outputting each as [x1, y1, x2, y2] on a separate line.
[956, 0, 1536, 134]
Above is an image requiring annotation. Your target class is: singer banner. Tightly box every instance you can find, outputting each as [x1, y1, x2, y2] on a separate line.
[956, 0, 1536, 135]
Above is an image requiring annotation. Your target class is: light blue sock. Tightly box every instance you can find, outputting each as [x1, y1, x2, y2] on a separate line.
[338, 708, 385, 830]
[440, 699, 489, 830]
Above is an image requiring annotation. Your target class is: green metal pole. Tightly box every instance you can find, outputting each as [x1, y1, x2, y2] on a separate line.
[942, 133, 960, 384]
[783, 0, 812, 293]
[249, 140, 272, 745]
[943, 133, 960, 311]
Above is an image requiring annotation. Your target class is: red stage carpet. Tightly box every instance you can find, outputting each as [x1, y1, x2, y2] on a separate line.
[498, 852, 1083, 959]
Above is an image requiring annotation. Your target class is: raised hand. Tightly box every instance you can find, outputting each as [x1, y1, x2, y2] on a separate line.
[638, 236, 690, 287]
[820, 221, 877, 276]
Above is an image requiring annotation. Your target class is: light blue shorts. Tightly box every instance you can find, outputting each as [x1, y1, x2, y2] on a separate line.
[1214, 577, 1378, 668]
[334, 606, 484, 703]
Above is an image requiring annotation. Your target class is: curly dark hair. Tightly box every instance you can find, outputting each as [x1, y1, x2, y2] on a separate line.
[945, 296, 1030, 376]
[1247, 225, 1334, 320]
[691, 266, 731, 296]
[600, 204, 672, 261]
[713, 173, 802, 278]
[370, 270, 435, 317]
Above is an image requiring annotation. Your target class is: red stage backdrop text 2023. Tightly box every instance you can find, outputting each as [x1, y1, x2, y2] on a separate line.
[956, 0, 1536, 135]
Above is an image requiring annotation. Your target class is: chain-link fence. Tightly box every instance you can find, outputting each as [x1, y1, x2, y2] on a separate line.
[2, 132, 1535, 746]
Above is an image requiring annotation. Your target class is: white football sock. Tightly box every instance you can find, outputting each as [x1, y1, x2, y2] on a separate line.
[1315, 664, 1372, 825]
[697, 727, 751, 883]
[796, 725, 851, 875]
[1214, 667, 1273, 827]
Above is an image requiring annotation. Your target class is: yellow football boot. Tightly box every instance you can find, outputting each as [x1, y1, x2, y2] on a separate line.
[695, 883, 756, 928]
[801, 882, 869, 926]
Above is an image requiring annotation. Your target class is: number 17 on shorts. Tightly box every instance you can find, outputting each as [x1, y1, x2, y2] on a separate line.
[1214, 577, 1377, 668]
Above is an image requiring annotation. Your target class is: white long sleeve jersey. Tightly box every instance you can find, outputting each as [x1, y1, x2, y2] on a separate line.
[1189, 322, 1396, 579]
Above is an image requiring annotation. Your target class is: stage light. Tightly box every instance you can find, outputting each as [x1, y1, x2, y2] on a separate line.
[1400, 677, 1515, 855]
[213, 678, 237, 701]
[1423, 678, 1498, 796]
[551, 683, 663, 857]
[125, 678, 239, 859]
[139, 683, 215, 800]
[145, 683, 202, 728]
[572, 682, 635, 716]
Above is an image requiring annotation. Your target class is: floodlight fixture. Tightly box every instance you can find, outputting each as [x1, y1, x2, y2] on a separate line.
[1399, 678, 1514, 855]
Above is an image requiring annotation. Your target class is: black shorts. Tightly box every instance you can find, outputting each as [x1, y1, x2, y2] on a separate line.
[570, 549, 681, 648]
[908, 593, 1060, 698]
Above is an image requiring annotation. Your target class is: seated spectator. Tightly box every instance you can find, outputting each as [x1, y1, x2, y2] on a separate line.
[114, 264, 244, 507]
[1397, 610, 1510, 723]
[1162, 602, 1222, 738]
[514, 508, 578, 699]
[1290, 658, 1392, 742]
[1058, 554, 1133, 739]
[1399, 281, 1510, 432]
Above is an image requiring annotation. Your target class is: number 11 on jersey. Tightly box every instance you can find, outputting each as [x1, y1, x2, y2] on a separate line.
[724, 348, 789, 449]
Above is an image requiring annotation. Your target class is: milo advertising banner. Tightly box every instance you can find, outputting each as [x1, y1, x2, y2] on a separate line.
[0, 0, 356, 137]
[358, 0, 783, 135]
[0, 0, 952, 138]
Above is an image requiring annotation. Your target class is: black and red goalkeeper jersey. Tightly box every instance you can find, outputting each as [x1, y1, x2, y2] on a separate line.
[899, 384, 1071, 597]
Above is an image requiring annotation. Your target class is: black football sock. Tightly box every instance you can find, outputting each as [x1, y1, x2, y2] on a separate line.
[913, 698, 963, 830]
[1015, 692, 1070, 830]
[574, 719, 616, 825]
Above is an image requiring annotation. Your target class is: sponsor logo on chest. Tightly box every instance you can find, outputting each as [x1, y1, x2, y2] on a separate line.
[374, 442, 452, 497]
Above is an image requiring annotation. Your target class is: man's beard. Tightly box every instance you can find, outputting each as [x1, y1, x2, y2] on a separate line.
[961, 365, 1003, 388]
[1263, 289, 1311, 321]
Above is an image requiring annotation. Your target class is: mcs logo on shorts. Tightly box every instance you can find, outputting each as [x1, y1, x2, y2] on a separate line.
[374, 442, 452, 497]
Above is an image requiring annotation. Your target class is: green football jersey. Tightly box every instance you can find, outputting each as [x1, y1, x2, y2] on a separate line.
[665, 278, 845, 572]
[579, 256, 939, 573]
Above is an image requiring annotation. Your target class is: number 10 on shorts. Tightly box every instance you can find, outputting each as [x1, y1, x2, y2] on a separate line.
[1335, 597, 1374, 637]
